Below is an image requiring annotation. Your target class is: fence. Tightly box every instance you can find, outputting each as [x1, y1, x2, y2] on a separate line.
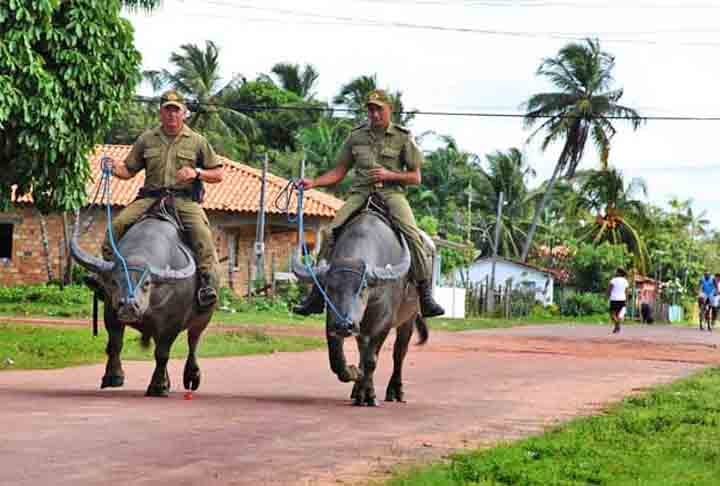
[465, 277, 536, 319]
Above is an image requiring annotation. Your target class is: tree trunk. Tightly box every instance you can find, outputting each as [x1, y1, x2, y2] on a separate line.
[62, 212, 74, 285]
[521, 154, 567, 262]
[37, 210, 55, 282]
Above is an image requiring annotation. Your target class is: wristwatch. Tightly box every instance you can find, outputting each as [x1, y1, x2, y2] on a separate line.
[194, 167, 202, 180]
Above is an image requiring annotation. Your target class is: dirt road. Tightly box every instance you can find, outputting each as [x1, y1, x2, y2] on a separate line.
[1, 324, 718, 486]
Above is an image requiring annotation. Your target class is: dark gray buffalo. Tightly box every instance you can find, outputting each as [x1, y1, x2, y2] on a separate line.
[70, 209, 214, 397]
[292, 209, 428, 406]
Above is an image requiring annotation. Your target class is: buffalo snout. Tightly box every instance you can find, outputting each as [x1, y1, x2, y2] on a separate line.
[117, 297, 143, 323]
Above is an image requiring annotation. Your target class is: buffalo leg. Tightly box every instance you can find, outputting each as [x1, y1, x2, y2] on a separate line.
[101, 308, 125, 389]
[183, 325, 205, 391]
[386, 319, 414, 402]
[146, 330, 178, 397]
[353, 330, 390, 407]
[327, 333, 363, 383]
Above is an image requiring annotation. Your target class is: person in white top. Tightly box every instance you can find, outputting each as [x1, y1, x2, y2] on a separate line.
[607, 268, 629, 334]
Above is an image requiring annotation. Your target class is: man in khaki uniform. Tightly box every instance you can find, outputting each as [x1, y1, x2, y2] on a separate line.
[294, 89, 445, 318]
[98, 90, 224, 308]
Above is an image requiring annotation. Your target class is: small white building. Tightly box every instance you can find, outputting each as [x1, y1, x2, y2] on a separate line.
[453, 257, 555, 305]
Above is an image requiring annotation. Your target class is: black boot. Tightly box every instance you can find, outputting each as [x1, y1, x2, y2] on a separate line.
[417, 280, 445, 318]
[293, 284, 325, 316]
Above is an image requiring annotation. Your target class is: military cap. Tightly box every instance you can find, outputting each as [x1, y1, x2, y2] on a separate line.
[160, 90, 186, 110]
[366, 89, 392, 108]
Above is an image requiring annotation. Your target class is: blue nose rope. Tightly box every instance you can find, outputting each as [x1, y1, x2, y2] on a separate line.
[276, 180, 366, 331]
[100, 157, 148, 301]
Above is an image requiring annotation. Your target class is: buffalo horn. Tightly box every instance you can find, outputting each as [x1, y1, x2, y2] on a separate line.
[147, 243, 197, 281]
[366, 235, 411, 285]
[291, 249, 329, 283]
[69, 212, 114, 274]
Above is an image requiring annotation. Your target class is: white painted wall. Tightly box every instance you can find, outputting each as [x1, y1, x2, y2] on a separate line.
[433, 287, 466, 319]
[454, 259, 554, 305]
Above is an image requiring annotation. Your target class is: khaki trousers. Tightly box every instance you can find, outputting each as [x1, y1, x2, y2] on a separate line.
[101, 198, 219, 289]
[319, 191, 431, 282]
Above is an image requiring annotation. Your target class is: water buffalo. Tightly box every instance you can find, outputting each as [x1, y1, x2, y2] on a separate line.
[292, 209, 428, 406]
[70, 205, 214, 397]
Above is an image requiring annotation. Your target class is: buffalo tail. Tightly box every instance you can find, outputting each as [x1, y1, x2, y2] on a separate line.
[414, 315, 429, 345]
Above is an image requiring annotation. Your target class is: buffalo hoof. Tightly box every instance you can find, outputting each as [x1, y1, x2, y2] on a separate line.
[145, 384, 169, 397]
[183, 365, 201, 391]
[100, 375, 124, 388]
[353, 396, 379, 407]
[385, 384, 405, 403]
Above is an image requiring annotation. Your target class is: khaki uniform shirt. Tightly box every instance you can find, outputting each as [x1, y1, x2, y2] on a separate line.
[335, 123, 423, 195]
[125, 125, 220, 191]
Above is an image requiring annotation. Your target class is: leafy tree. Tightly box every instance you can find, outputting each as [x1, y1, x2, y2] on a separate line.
[520, 38, 644, 261]
[227, 78, 323, 161]
[1, 0, 160, 212]
[295, 116, 354, 195]
[269, 63, 320, 100]
[144, 40, 257, 161]
[570, 241, 631, 293]
[333, 74, 416, 125]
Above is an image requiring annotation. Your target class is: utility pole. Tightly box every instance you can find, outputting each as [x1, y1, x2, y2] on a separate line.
[297, 158, 306, 256]
[466, 182, 472, 242]
[487, 191, 504, 313]
[254, 153, 269, 287]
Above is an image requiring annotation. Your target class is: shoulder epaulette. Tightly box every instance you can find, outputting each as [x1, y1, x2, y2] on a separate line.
[351, 122, 368, 132]
[392, 124, 410, 134]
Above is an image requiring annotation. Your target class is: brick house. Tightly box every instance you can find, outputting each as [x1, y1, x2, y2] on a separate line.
[1, 145, 342, 295]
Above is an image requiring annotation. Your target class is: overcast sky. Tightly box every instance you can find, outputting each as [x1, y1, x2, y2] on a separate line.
[126, 0, 720, 229]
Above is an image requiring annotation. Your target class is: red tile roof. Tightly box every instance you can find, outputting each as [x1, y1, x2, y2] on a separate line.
[15, 145, 343, 217]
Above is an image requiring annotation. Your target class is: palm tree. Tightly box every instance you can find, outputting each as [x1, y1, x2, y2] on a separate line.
[333, 75, 415, 125]
[475, 148, 536, 258]
[146, 40, 257, 159]
[270, 63, 320, 100]
[408, 135, 481, 234]
[520, 37, 644, 261]
[571, 168, 650, 271]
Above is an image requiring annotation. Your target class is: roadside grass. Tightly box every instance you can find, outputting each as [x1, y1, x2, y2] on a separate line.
[0, 324, 323, 371]
[386, 367, 720, 486]
[0, 283, 698, 332]
[430, 314, 609, 331]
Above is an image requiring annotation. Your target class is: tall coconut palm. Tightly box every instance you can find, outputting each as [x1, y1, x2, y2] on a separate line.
[333, 74, 415, 125]
[146, 40, 257, 158]
[572, 168, 649, 271]
[409, 135, 481, 233]
[520, 37, 644, 261]
[475, 148, 536, 258]
[270, 63, 320, 100]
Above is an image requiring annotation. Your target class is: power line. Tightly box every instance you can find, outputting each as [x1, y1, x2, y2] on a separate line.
[135, 95, 720, 121]
[193, 1, 720, 46]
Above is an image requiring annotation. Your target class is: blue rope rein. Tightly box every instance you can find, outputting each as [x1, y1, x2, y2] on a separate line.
[100, 158, 148, 301]
[276, 179, 366, 330]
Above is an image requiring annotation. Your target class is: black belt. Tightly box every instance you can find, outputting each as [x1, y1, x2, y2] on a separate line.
[137, 187, 194, 200]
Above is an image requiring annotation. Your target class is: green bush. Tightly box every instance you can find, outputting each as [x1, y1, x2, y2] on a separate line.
[559, 292, 607, 317]
[0, 284, 89, 306]
[530, 303, 560, 319]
